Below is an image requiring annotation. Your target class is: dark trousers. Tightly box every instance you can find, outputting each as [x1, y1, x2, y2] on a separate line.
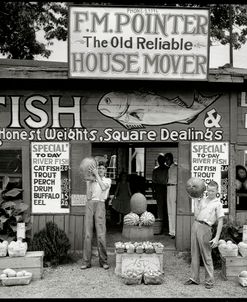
[155, 184, 168, 225]
[83, 200, 108, 266]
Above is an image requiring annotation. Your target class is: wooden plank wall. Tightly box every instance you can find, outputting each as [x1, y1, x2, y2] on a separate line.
[31, 214, 85, 252]
[176, 142, 192, 251]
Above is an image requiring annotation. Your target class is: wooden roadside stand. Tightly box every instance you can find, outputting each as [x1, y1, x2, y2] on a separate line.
[0, 223, 44, 281]
[220, 225, 247, 281]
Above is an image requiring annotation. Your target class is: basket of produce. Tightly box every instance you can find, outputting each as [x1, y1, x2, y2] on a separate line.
[153, 242, 164, 254]
[0, 241, 8, 257]
[135, 245, 144, 254]
[126, 242, 135, 254]
[115, 242, 125, 254]
[0, 269, 32, 286]
[122, 269, 143, 285]
[218, 240, 238, 257]
[238, 271, 247, 287]
[143, 269, 164, 285]
[238, 242, 247, 257]
[8, 240, 28, 257]
[143, 241, 154, 254]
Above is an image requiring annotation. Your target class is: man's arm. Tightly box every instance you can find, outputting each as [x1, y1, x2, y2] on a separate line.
[209, 216, 224, 248]
[91, 166, 109, 191]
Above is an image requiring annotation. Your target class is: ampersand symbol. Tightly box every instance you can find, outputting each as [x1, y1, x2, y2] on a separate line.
[204, 109, 221, 128]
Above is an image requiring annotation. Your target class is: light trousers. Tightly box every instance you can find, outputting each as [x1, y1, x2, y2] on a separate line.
[83, 200, 108, 266]
[167, 185, 176, 236]
[190, 221, 214, 284]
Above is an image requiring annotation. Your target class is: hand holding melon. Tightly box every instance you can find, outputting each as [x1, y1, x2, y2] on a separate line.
[79, 157, 97, 181]
[186, 177, 206, 198]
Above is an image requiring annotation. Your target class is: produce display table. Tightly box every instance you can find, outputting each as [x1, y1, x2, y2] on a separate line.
[115, 252, 164, 276]
[221, 254, 247, 280]
[0, 251, 44, 280]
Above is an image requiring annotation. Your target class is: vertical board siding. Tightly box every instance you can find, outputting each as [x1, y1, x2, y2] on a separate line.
[31, 215, 39, 237]
[177, 142, 191, 214]
[22, 143, 31, 212]
[53, 215, 65, 231]
[74, 215, 84, 251]
[69, 215, 76, 252]
[176, 216, 184, 251]
[31, 214, 85, 252]
[236, 212, 247, 225]
[38, 216, 46, 232]
[176, 142, 192, 250]
[64, 215, 70, 240]
[45, 215, 54, 224]
[176, 215, 192, 251]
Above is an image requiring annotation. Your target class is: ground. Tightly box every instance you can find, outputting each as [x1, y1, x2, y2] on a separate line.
[0, 250, 246, 298]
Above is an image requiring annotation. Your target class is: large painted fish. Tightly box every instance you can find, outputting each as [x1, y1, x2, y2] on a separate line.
[97, 91, 221, 129]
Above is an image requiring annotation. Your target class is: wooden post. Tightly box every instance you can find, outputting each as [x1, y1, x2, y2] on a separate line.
[228, 143, 236, 223]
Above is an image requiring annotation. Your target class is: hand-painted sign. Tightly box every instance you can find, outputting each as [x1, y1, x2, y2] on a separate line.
[31, 142, 70, 214]
[191, 142, 229, 211]
[0, 91, 226, 145]
[97, 91, 220, 129]
[69, 6, 209, 80]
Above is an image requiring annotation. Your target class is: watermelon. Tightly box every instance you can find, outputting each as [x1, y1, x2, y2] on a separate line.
[123, 212, 140, 226]
[140, 211, 155, 226]
[186, 178, 206, 198]
[79, 157, 97, 181]
[130, 193, 147, 214]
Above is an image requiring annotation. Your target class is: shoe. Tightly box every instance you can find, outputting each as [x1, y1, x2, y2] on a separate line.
[102, 263, 109, 270]
[80, 264, 91, 270]
[184, 279, 199, 285]
[205, 282, 214, 289]
[170, 235, 175, 239]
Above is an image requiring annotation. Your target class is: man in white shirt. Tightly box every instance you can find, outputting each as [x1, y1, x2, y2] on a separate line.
[81, 161, 111, 270]
[184, 180, 224, 289]
[165, 153, 177, 239]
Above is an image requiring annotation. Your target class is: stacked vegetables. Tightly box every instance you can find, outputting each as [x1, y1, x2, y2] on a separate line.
[218, 240, 238, 257]
[115, 241, 164, 254]
[0, 240, 28, 257]
[123, 193, 156, 227]
[0, 241, 8, 257]
[0, 268, 32, 286]
[239, 270, 247, 287]
[124, 211, 156, 227]
[238, 242, 247, 257]
[218, 240, 247, 258]
[122, 268, 143, 285]
[8, 240, 28, 257]
[143, 269, 164, 285]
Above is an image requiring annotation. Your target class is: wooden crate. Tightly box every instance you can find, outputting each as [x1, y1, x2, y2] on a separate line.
[221, 255, 247, 280]
[0, 251, 44, 280]
[115, 252, 164, 276]
[122, 225, 154, 242]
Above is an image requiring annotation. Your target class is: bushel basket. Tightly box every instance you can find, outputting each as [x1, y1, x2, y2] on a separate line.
[1, 275, 32, 286]
[122, 275, 142, 285]
[143, 273, 164, 285]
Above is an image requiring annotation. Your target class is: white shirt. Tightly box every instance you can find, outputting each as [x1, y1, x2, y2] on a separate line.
[168, 163, 178, 185]
[194, 197, 224, 226]
[87, 177, 111, 202]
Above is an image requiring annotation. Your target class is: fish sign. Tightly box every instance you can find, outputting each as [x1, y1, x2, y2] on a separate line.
[97, 91, 221, 129]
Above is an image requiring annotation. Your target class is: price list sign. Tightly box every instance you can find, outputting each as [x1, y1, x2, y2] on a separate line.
[31, 142, 70, 214]
[191, 142, 229, 211]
